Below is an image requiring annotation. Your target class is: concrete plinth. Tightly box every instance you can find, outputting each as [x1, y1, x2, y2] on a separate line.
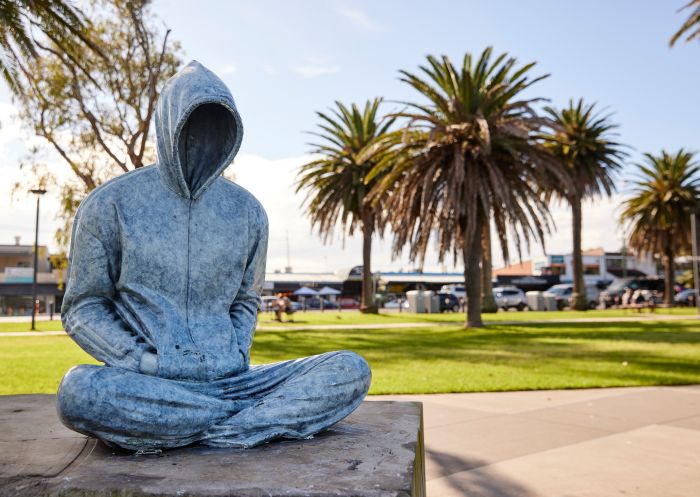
[0, 395, 425, 497]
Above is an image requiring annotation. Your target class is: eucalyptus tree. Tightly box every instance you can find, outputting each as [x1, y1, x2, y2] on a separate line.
[670, 0, 700, 46]
[541, 100, 625, 310]
[296, 98, 395, 313]
[11, 0, 181, 250]
[369, 48, 567, 328]
[621, 150, 700, 305]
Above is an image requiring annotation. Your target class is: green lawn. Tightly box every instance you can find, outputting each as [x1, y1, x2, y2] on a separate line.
[2, 307, 697, 333]
[2, 318, 699, 395]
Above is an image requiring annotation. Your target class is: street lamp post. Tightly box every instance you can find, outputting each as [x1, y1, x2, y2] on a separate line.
[30, 188, 47, 331]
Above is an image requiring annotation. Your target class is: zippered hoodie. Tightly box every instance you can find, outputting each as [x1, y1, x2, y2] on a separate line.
[61, 60, 268, 382]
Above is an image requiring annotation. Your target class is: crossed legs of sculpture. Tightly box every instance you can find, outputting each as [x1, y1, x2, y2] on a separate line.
[57, 351, 371, 450]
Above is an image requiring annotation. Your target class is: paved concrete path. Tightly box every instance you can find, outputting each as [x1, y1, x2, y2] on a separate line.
[372, 385, 700, 497]
[2, 313, 698, 336]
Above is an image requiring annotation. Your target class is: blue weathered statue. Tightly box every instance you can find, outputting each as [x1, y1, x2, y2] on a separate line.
[56, 61, 371, 451]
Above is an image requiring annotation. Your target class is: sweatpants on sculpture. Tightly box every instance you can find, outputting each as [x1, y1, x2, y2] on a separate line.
[56, 350, 371, 450]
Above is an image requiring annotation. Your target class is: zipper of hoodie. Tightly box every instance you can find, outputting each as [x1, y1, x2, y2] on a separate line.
[185, 198, 196, 346]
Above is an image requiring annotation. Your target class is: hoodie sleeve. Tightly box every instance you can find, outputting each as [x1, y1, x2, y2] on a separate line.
[61, 201, 153, 374]
[230, 202, 268, 366]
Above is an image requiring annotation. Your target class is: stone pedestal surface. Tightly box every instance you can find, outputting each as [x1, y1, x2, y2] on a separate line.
[0, 395, 425, 497]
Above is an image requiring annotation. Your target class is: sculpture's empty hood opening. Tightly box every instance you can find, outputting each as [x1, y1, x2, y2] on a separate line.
[155, 60, 244, 199]
[177, 103, 238, 195]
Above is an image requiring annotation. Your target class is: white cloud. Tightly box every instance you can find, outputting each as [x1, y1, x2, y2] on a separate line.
[292, 58, 341, 79]
[218, 63, 237, 75]
[261, 64, 278, 76]
[0, 104, 632, 273]
[492, 193, 630, 268]
[337, 3, 385, 32]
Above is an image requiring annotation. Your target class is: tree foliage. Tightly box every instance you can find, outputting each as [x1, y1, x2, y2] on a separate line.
[671, 0, 700, 46]
[369, 48, 569, 327]
[621, 150, 700, 304]
[541, 99, 625, 310]
[296, 98, 396, 312]
[12, 0, 181, 249]
[0, 0, 98, 93]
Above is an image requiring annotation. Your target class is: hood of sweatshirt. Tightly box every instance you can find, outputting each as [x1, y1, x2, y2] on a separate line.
[155, 60, 244, 199]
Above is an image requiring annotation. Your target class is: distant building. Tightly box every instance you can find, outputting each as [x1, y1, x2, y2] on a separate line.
[0, 239, 64, 316]
[492, 247, 657, 288]
[263, 267, 467, 297]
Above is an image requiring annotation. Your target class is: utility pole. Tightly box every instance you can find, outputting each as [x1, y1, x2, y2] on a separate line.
[285, 231, 292, 273]
[691, 213, 700, 314]
[622, 223, 628, 279]
[30, 188, 47, 331]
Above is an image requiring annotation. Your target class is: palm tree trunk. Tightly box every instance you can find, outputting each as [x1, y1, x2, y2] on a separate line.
[481, 213, 498, 313]
[463, 217, 484, 328]
[663, 239, 675, 306]
[360, 212, 377, 314]
[571, 194, 588, 311]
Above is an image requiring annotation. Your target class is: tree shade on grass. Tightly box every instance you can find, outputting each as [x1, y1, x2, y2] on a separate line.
[2, 318, 699, 395]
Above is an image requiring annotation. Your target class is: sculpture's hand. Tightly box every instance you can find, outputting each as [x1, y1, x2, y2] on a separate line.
[139, 352, 158, 376]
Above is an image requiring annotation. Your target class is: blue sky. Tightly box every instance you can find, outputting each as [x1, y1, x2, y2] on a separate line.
[1, 0, 699, 272]
[155, 0, 700, 165]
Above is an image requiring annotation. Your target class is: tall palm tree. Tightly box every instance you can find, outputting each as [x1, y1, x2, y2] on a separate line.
[296, 98, 395, 313]
[0, 0, 98, 93]
[368, 48, 568, 328]
[541, 100, 625, 310]
[621, 150, 700, 305]
[670, 0, 700, 46]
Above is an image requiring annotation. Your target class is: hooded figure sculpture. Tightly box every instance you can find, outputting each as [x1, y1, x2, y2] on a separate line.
[56, 61, 371, 450]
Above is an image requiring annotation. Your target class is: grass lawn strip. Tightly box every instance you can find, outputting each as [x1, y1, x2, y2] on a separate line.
[2, 318, 698, 396]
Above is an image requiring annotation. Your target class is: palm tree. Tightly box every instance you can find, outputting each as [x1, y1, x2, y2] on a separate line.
[0, 0, 97, 93]
[621, 150, 700, 305]
[541, 100, 626, 310]
[670, 0, 700, 46]
[296, 98, 395, 313]
[368, 48, 568, 328]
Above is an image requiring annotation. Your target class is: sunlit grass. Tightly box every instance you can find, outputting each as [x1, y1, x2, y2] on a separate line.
[2, 318, 698, 395]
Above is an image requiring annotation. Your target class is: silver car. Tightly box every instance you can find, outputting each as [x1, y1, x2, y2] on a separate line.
[493, 286, 528, 311]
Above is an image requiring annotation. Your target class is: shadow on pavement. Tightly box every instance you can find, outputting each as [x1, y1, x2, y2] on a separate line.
[427, 448, 534, 497]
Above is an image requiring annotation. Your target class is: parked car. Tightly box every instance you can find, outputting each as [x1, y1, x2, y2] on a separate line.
[437, 292, 460, 312]
[439, 284, 466, 300]
[304, 297, 338, 310]
[546, 284, 600, 310]
[599, 277, 664, 308]
[338, 297, 360, 309]
[493, 286, 528, 311]
[383, 296, 408, 310]
[675, 288, 698, 307]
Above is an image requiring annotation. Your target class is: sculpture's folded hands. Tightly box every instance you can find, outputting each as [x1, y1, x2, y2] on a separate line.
[57, 60, 370, 451]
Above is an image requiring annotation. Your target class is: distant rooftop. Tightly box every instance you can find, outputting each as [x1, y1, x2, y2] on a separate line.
[0, 244, 46, 256]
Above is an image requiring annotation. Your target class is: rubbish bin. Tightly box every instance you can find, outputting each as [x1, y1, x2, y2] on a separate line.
[424, 291, 439, 313]
[543, 292, 558, 311]
[406, 290, 439, 313]
[406, 290, 425, 313]
[526, 291, 545, 311]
